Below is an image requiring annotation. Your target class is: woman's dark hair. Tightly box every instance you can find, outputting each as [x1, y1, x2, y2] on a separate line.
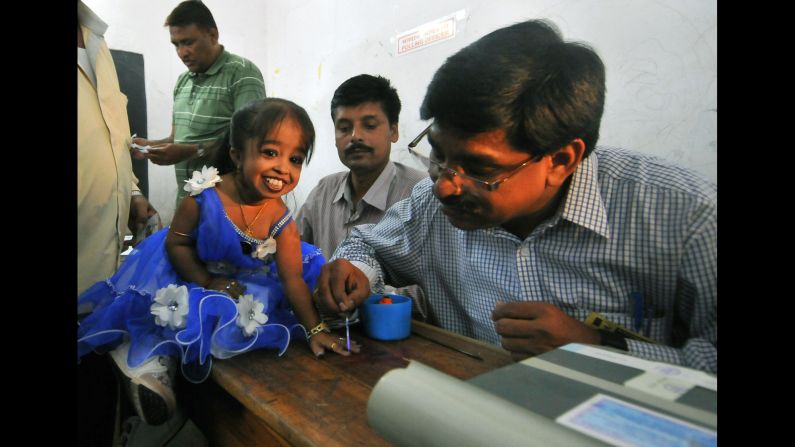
[209, 98, 315, 175]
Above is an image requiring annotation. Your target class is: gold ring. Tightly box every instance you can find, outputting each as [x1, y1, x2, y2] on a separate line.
[330, 342, 337, 350]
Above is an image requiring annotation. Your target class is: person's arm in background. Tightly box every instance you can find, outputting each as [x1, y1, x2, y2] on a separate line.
[128, 192, 160, 245]
[125, 150, 160, 244]
[132, 125, 174, 148]
[132, 125, 198, 166]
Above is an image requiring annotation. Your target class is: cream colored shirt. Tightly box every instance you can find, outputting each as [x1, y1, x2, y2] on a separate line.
[77, 2, 139, 296]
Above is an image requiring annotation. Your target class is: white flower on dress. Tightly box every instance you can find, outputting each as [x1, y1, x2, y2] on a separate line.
[236, 294, 268, 336]
[183, 165, 221, 196]
[252, 237, 277, 260]
[150, 284, 190, 330]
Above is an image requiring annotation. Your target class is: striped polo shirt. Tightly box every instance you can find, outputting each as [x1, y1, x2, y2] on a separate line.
[172, 47, 266, 204]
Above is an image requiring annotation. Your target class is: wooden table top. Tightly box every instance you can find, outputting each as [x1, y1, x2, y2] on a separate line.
[210, 320, 514, 447]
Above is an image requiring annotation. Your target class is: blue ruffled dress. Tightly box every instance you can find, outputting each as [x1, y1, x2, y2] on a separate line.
[77, 187, 325, 383]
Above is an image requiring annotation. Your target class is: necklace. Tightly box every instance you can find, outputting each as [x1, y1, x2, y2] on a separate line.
[237, 192, 270, 236]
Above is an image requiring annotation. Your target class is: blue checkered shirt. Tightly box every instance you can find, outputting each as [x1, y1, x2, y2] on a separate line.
[332, 147, 717, 373]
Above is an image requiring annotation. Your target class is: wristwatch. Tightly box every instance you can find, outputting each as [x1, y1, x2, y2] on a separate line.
[598, 330, 628, 351]
[196, 142, 206, 158]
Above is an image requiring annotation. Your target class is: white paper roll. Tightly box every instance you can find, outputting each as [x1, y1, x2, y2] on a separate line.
[367, 361, 607, 446]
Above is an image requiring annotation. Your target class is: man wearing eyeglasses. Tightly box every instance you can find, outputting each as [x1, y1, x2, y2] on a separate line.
[315, 20, 717, 373]
[296, 74, 428, 318]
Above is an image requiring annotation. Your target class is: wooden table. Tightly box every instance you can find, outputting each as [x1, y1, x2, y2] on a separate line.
[183, 320, 513, 446]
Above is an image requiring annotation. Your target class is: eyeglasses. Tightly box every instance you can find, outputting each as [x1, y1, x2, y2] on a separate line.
[407, 123, 432, 167]
[429, 157, 540, 191]
[408, 123, 432, 153]
[407, 123, 542, 192]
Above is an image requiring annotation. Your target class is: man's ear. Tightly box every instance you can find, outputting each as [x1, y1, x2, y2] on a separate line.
[546, 139, 586, 187]
[390, 123, 399, 143]
[209, 27, 219, 45]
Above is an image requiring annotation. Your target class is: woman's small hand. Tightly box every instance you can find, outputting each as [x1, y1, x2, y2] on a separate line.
[207, 277, 246, 298]
[309, 331, 360, 357]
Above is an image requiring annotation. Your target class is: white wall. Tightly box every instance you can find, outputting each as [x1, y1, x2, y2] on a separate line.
[86, 0, 717, 226]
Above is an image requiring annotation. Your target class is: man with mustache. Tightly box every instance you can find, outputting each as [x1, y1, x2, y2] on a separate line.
[296, 74, 428, 317]
[132, 0, 265, 208]
[315, 20, 717, 373]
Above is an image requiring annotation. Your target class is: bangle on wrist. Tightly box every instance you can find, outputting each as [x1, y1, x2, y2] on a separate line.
[170, 229, 192, 238]
[305, 321, 330, 341]
[196, 142, 206, 158]
[598, 329, 628, 351]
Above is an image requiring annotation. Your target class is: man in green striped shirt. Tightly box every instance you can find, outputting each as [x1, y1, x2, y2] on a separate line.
[132, 0, 266, 207]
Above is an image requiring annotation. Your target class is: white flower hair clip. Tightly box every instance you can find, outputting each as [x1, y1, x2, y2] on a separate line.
[150, 284, 190, 330]
[252, 237, 277, 260]
[183, 165, 221, 196]
[236, 294, 268, 336]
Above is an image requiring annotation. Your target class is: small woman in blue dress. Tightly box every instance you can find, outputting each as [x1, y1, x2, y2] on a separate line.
[77, 98, 360, 425]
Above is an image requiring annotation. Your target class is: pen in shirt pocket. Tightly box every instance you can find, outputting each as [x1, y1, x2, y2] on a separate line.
[631, 291, 644, 333]
[630, 292, 665, 337]
[644, 297, 653, 337]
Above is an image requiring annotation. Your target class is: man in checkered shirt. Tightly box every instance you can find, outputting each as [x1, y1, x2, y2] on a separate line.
[314, 20, 717, 374]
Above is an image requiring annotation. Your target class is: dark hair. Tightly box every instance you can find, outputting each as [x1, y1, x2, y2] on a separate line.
[330, 74, 401, 125]
[165, 0, 217, 30]
[420, 20, 606, 158]
[210, 98, 316, 175]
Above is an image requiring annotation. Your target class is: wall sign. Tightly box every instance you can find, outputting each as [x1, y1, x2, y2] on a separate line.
[395, 10, 466, 56]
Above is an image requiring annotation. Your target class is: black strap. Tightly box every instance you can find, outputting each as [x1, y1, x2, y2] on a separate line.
[599, 329, 628, 351]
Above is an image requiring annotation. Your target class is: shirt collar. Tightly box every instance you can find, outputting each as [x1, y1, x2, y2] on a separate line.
[188, 46, 228, 78]
[332, 174, 348, 203]
[333, 161, 397, 211]
[559, 150, 611, 239]
[78, 1, 107, 37]
[360, 161, 396, 210]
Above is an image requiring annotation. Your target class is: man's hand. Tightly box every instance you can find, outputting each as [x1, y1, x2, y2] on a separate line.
[315, 259, 370, 315]
[145, 143, 195, 166]
[132, 137, 152, 147]
[128, 195, 160, 244]
[492, 301, 600, 362]
[130, 137, 150, 160]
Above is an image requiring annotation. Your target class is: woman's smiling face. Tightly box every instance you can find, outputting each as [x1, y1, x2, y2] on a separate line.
[234, 117, 308, 202]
